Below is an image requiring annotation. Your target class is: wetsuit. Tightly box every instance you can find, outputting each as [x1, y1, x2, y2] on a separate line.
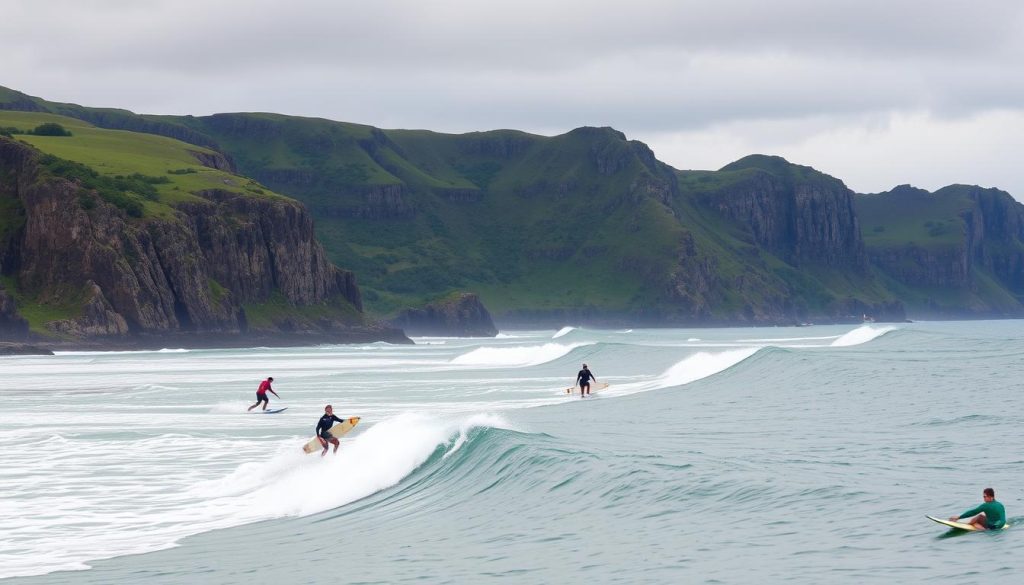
[316, 413, 345, 442]
[577, 368, 595, 389]
[960, 500, 1006, 529]
[256, 379, 273, 402]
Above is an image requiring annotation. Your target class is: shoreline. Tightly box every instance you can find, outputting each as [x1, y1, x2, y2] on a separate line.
[0, 328, 414, 355]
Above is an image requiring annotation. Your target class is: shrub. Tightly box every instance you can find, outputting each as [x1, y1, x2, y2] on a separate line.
[31, 123, 72, 137]
[40, 155, 148, 216]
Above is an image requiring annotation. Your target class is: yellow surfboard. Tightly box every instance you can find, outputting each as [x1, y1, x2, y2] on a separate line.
[564, 382, 610, 394]
[926, 515, 1009, 531]
[302, 417, 361, 454]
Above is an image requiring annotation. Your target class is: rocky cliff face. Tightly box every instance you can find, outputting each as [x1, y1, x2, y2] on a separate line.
[390, 292, 498, 337]
[707, 158, 867, 272]
[962, 187, 1024, 295]
[0, 137, 408, 345]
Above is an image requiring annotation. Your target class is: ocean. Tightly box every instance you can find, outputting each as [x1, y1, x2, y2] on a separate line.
[1, 321, 1022, 584]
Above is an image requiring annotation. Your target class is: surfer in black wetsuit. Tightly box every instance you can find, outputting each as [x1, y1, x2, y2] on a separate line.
[576, 363, 597, 397]
[316, 405, 346, 457]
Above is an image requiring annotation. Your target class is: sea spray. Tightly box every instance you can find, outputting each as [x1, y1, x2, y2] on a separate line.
[450, 342, 591, 367]
[831, 325, 897, 347]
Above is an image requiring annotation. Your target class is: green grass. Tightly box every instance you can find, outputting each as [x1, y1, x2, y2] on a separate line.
[855, 187, 972, 248]
[243, 290, 363, 329]
[0, 111, 289, 220]
[0, 275, 84, 336]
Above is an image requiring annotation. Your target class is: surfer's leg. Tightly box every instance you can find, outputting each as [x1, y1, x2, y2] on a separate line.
[331, 437, 340, 454]
[968, 512, 988, 529]
[583, 383, 591, 395]
[318, 436, 328, 457]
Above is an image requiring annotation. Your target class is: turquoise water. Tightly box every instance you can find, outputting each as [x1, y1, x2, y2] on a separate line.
[2, 322, 1022, 583]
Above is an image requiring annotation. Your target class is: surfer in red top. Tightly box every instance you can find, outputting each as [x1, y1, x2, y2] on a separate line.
[247, 377, 280, 411]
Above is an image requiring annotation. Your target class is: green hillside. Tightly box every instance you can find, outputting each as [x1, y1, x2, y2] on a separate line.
[9, 85, 1023, 322]
[857, 185, 971, 248]
[0, 110, 282, 221]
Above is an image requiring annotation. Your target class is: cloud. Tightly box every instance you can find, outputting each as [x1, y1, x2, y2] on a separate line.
[642, 109, 1024, 197]
[2, 0, 1022, 197]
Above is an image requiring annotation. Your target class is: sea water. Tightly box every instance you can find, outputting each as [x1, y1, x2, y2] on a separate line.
[1, 321, 1022, 584]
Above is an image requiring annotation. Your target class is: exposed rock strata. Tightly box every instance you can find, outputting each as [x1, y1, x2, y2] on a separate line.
[705, 166, 867, 272]
[0, 137, 408, 345]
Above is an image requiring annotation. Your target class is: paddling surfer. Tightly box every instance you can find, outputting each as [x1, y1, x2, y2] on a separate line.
[949, 487, 1006, 530]
[575, 363, 597, 397]
[316, 405, 346, 457]
[247, 376, 279, 412]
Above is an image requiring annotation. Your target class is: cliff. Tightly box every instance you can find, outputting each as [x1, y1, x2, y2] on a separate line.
[709, 155, 867, 271]
[390, 292, 498, 337]
[0, 136, 409, 345]
[856, 185, 1024, 317]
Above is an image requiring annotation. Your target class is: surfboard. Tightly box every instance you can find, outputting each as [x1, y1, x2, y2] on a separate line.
[927, 515, 1009, 531]
[563, 382, 610, 394]
[302, 416, 361, 454]
[253, 407, 288, 414]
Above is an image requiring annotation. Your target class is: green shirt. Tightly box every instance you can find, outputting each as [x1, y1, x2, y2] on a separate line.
[960, 500, 1006, 529]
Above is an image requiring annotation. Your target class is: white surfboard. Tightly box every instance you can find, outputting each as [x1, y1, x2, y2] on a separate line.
[927, 515, 1009, 531]
[563, 382, 610, 394]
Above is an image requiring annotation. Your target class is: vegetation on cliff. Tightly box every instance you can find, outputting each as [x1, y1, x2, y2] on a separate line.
[4, 85, 1023, 325]
[0, 108, 406, 345]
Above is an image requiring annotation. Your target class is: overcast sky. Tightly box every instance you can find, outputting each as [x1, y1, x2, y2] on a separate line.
[3, 0, 1022, 197]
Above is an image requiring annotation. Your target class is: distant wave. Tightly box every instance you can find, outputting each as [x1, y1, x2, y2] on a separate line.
[450, 342, 591, 367]
[611, 347, 760, 395]
[737, 335, 840, 343]
[552, 326, 575, 339]
[830, 325, 897, 347]
[53, 348, 191, 356]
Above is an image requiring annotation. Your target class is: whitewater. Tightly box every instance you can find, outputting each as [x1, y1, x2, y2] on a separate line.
[2, 321, 1022, 584]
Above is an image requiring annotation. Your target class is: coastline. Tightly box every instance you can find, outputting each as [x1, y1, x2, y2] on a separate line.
[0, 327, 413, 355]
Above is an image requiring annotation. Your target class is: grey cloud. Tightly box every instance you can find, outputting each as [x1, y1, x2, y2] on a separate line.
[1, 0, 1022, 197]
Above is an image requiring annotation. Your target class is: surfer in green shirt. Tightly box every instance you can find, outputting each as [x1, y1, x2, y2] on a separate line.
[949, 487, 1006, 530]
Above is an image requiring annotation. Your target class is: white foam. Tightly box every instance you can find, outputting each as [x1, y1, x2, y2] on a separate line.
[0, 412, 512, 579]
[552, 326, 575, 339]
[830, 325, 897, 347]
[195, 413, 515, 517]
[450, 342, 590, 367]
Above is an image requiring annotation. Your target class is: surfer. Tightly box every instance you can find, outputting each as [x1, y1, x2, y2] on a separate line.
[576, 363, 597, 397]
[316, 405, 346, 457]
[949, 487, 1006, 530]
[247, 377, 279, 412]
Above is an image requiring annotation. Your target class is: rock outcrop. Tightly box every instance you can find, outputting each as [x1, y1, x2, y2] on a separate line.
[0, 342, 53, 355]
[709, 156, 867, 272]
[390, 292, 498, 337]
[0, 136, 408, 346]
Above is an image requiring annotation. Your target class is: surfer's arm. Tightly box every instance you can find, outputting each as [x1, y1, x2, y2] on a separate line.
[957, 505, 983, 519]
[332, 415, 344, 423]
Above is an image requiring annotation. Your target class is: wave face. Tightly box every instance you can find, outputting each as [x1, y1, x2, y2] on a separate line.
[5, 321, 1023, 585]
